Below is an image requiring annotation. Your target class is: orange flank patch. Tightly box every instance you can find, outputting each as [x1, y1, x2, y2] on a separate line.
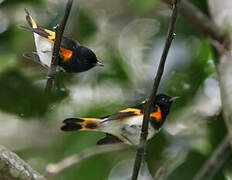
[44, 29, 55, 41]
[150, 106, 162, 121]
[60, 47, 73, 61]
[119, 108, 141, 115]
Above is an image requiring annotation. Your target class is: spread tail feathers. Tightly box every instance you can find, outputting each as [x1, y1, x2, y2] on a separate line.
[61, 118, 102, 131]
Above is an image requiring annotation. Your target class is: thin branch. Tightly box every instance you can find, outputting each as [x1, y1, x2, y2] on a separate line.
[0, 145, 46, 180]
[209, 38, 232, 60]
[45, 0, 73, 93]
[131, 1, 180, 180]
[193, 136, 231, 180]
[162, 0, 227, 43]
[45, 144, 129, 179]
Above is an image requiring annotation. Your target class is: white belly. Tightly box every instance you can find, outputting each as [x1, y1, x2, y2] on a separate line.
[33, 32, 53, 67]
[100, 116, 157, 145]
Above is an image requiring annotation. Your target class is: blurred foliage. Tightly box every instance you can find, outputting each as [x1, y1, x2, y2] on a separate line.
[0, 69, 67, 118]
[1, 0, 43, 6]
[190, 0, 209, 15]
[131, 0, 157, 13]
[166, 39, 214, 109]
[98, 48, 132, 85]
[0, 0, 230, 180]
[74, 9, 98, 42]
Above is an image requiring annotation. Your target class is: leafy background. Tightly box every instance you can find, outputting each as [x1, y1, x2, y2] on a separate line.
[0, 0, 231, 179]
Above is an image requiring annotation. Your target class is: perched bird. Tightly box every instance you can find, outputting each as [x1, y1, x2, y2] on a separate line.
[61, 94, 178, 145]
[21, 9, 103, 73]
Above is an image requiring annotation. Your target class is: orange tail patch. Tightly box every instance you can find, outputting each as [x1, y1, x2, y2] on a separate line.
[61, 118, 101, 131]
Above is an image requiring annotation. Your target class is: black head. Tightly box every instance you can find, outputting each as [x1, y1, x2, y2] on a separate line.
[149, 94, 178, 130]
[155, 94, 178, 119]
[79, 46, 103, 68]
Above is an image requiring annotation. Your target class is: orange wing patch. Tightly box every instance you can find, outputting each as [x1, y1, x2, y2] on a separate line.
[42, 30, 73, 61]
[44, 29, 55, 41]
[119, 108, 141, 115]
[82, 118, 101, 121]
[60, 47, 73, 61]
[29, 15, 37, 28]
[150, 106, 162, 122]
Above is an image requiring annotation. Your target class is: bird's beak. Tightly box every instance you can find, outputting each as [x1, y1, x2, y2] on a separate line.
[96, 61, 104, 67]
[169, 96, 179, 102]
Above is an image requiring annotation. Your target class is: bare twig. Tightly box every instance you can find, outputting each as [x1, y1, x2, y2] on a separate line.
[0, 145, 46, 180]
[162, 0, 227, 43]
[45, 0, 73, 93]
[131, 1, 180, 180]
[45, 144, 129, 179]
[209, 38, 232, 61]
[193, 136, 231, 180]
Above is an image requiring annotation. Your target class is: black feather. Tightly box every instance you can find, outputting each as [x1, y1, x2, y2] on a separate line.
[23, 52, 50, 69]
[63, 118, 84, 123]
[24, 8, 33, 28]
[19, 25, 33, 31]
[61, 118, 84, 131]
[102, 112, 137, 122]
[97, 133, 122, 145]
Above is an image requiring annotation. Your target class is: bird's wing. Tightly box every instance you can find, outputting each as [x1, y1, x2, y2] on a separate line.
[97, 133, 122, 145]
[101, 103, 162, 123]
[22, 9, 74, 61]
[23, 52, 49, 69]
[101, 104, 144, 122]
[23, 8, 55, 41]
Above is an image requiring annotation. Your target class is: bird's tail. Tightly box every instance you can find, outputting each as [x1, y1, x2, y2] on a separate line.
[61, 118, 102, 131]
[25, 8, 38, 28]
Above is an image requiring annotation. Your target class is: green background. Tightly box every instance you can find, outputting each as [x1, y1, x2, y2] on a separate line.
[0, 0, 231, 179]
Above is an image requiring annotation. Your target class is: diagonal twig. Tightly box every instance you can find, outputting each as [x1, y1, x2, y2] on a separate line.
[193, 136, 231, 180]
[45, 0, 73, 93]
[44, 144, 129, 179]
[162, 0, 227, 43]
[131, 0, 180, 179]
[209, 38, 232, 60]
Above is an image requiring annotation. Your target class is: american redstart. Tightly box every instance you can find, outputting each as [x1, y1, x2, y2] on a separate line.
[61, 94, 178, 145]
[21, 9, 103, 73]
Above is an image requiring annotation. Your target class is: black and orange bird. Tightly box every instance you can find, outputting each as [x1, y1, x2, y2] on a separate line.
[61, 94, 178, 145]
[21, 9, 103, 73]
